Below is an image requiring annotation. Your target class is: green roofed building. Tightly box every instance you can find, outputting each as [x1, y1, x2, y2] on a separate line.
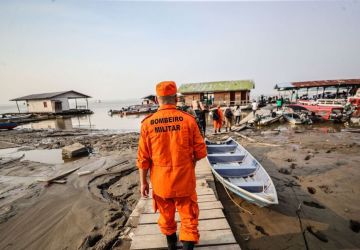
[178, 80, 255, 106]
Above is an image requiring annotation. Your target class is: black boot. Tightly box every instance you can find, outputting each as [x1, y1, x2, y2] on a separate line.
[166, 233, 177, 250]
[182, 241, 194, 250]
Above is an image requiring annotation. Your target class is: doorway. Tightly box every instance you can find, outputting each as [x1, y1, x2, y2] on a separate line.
[55, 101, 62, 113]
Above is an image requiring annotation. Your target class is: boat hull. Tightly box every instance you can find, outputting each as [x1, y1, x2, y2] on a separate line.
[0, 122, 18, 130]
[206, 138, 278, 207]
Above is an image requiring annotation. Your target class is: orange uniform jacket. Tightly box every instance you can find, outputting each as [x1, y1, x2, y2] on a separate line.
[137, 104, 207, 198]
[213, 107, 224, 129]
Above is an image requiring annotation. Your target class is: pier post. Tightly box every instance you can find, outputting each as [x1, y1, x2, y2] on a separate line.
[16, 101, 20, 113]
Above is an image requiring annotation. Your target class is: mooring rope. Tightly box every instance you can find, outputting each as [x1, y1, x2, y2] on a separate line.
[222, 182, 255, 215]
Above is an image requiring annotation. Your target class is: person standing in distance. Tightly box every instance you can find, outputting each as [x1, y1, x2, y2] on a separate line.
[137, 81, 207, 250]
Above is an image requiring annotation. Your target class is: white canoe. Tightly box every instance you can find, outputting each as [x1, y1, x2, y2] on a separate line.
[206, 137, 278, 207]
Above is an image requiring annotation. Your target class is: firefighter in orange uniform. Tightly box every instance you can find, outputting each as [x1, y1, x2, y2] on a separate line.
[137, 81, 207, 250]
[213, 105, 224, 134]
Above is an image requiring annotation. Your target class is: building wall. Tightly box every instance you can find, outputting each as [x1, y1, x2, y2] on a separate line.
[27, 100, 55, 113]
[183, 93, 201, 105]
[27, 98, 70, 113]
[182, 90, 252, 106]
[53, 98, 70, 110]
[214, 92, 230, 105]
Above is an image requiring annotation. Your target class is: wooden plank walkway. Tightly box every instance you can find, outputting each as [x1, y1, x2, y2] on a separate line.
[128, 158, 241, 249]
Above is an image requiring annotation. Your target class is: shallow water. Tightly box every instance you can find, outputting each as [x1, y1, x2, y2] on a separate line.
[0, 101, 147, 132]
[0, 147, 65, 164]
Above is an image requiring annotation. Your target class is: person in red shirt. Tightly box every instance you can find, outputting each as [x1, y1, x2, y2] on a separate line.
[137, 81, 207, 250]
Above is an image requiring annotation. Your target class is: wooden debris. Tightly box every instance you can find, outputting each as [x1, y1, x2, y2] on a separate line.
[62, 143, 89, 159]
[51, 179, 67, 184]
[37, 167, 80, 184]
[235, 132, 256, 142]
[77, 170, 94, 176]
[105, 160, 130, 171]
[0, 154, 25, 165]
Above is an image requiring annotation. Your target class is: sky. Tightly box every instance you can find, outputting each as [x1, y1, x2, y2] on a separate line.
[0, 0, 359, 104]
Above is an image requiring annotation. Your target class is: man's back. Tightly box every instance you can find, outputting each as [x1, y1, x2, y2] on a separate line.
[138, 104, 206, 198]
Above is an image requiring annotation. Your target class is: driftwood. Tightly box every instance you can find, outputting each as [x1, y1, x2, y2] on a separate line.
[105, 160, 130, 171]
[232, 124, 248, 132]
[78, 170, 94, 176]
[234, 132, 256, 142]
[51, 179, 67, 184]
[0, 154, 25, 165]
[37, 167, 81, 184]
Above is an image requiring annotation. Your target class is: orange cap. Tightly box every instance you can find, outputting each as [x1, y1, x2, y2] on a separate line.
[156, 81, 177, 96]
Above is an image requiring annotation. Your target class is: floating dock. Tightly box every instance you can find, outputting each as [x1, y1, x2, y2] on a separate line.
[128, 158, 240, 249]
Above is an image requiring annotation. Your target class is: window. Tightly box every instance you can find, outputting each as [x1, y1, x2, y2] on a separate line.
[43, 102, 47, 108]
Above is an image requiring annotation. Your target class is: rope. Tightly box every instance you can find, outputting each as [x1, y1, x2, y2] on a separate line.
[222, 182, 255, 215]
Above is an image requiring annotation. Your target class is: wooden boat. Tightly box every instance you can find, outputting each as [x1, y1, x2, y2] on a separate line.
[0, 122, 18, 130]
[206, 137, 278, 207]
[256, 114, 282, 126]
[109, 105, 158, 116]
[0, 114, 32, 122]
[283, 112, 312, 125]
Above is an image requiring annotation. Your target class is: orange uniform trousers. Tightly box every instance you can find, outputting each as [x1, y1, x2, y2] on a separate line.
[153, 192, 199, 243]
[213, 120, 222, 129]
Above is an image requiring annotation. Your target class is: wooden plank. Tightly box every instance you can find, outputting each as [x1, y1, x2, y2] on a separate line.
[130, 229, 236, 250]
[197, 188, 215, 196]
[198, 194, 218, 203]
[37, 167, 80, 183]
[139, 209, 225, 224]
[146, 188, 214, 199]
[134, 218, 230, 236]
[143, 201, 223, 213]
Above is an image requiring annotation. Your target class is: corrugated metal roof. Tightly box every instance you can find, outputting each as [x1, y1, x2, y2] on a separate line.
[178, 80, 255, 93]
[275, 79, 360, 90]
[10, 90, 91, 101]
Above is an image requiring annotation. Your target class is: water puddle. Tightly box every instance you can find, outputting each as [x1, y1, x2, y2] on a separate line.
[0, 147, 66, 165]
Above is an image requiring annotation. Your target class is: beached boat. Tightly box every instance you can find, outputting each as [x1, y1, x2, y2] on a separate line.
[0, 122, 18, 130]
[206, 137, 278, 207]
[0, 114, 32, 122]
[256, 114, 282, 126]
[283, 112, 312, 125]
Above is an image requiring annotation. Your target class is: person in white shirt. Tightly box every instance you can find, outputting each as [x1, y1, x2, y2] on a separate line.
[234, 105, 242, 125]
[252, 100, 258, 116]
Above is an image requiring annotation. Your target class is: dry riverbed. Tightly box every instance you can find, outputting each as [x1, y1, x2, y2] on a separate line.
[0, 124, 359, 250]
[209, 124, 360, 250]
[0, 129, 140, 250]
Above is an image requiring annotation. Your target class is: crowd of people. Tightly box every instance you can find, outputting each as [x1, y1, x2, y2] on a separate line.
[177, 100, 247, 135]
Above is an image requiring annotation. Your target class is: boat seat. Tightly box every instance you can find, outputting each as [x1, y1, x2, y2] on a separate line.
[228, 178, 264, 193]
[207, 145, 237, 154]
[213, 163, 257, 177]
[208, 154, 245, 163]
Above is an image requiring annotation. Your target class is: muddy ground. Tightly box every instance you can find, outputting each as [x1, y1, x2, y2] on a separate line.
[0, 123, 359, 250]
[0, 129, 140, 250]
[208, 124, 360, 250]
